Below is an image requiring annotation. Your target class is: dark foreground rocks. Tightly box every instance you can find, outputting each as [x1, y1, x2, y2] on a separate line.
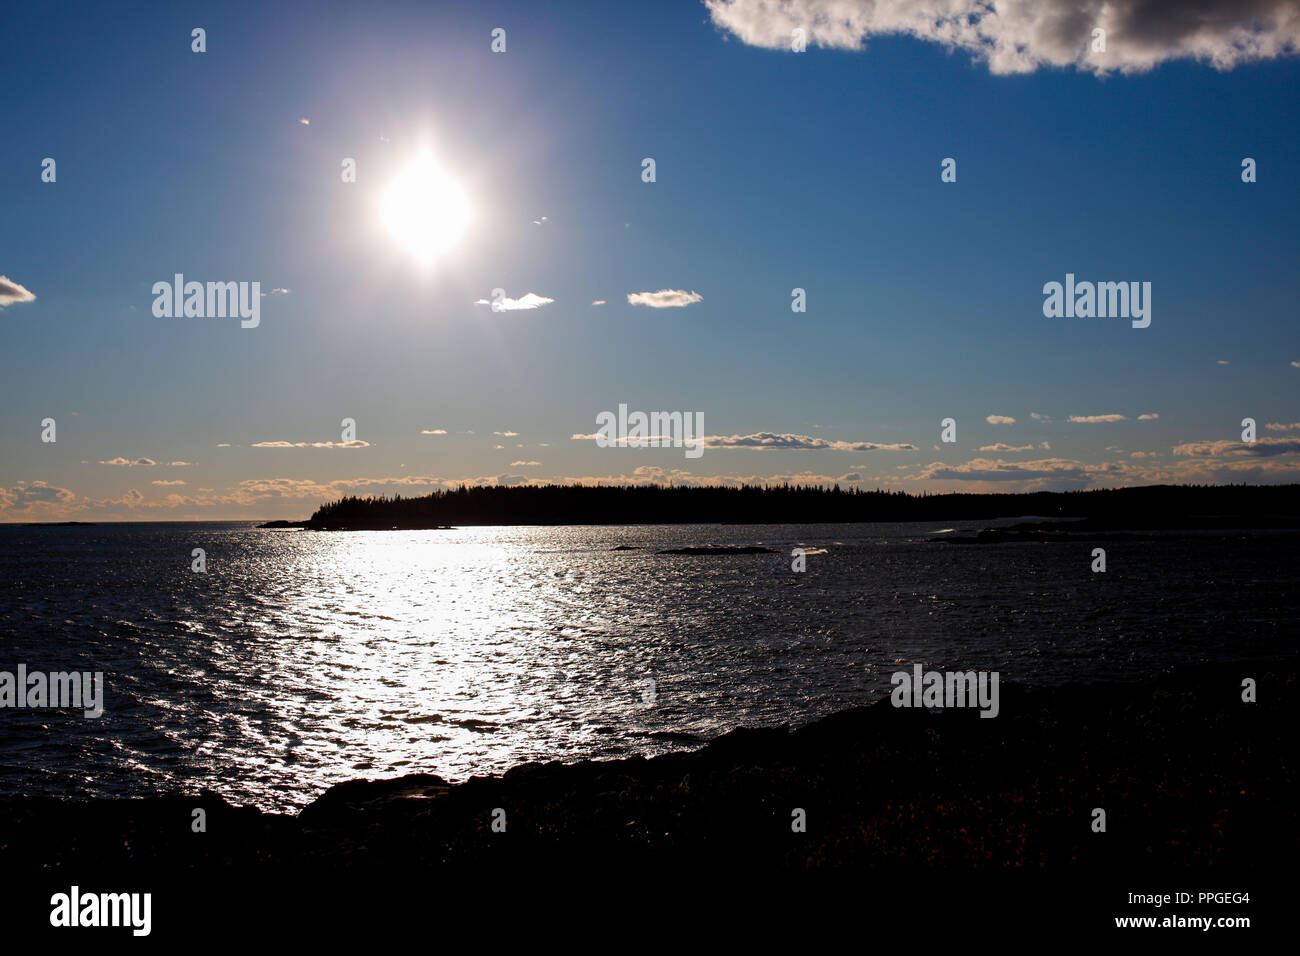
[0, 663, 1292, 936]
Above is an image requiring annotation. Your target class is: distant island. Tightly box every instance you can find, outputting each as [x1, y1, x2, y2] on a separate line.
[258, 482, 1300, 531]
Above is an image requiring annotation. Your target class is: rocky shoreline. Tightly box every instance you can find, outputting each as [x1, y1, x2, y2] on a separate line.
[2, 663, 1290, 879]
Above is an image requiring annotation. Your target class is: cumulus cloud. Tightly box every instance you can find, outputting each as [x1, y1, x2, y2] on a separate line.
[1138, 413, 1159, 420]
[1069, 414, 1126, 423]
[704, 0, 1300, 75]
[473, 292, 555, 311]
[626, 289, 703, 308]
[99, 457, 156, 467]
[1172, 437, 1300, 457]
[986, 415, 1015, 425]
[1030, 412, 1051, 422]
[0, 276, 36, 309]
[978, 443, 1034, 452]
[0, 480, 77, 516]
[421, 428, 448, 435]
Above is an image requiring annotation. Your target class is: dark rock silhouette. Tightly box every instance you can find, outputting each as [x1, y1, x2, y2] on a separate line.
[260, 482, 1300, 530]
[1, 663, 1288, 881]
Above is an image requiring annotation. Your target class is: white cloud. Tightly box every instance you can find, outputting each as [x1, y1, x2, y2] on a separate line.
[978, 443, 1034, 452]
[626, 289, 703, 308]
[421, 428, 448, 435]
[473, 292, 555, 311]
[99, 457, 156, 467]
[1069, 414, 1126, 423]
[494, 430, 519, 437]
[986, 415, 1015, 425]
[511, 460, 541, 467]
[704, 0, 1300, 75]
[1138, 413, 1159, 420]
[591, 299, 607, 306]
[0, 276, 36, 309]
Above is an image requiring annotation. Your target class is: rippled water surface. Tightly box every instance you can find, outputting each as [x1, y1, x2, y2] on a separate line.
[1, 521, 1295, 809]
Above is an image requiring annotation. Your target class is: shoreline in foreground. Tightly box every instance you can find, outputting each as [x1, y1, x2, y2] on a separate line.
[2, 661, 1290, 873]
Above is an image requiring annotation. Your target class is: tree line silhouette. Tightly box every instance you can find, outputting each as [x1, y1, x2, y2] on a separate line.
[291, 482, 1300, 529]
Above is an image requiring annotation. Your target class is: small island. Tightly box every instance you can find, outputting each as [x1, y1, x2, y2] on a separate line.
[258, 482, 1300, 531]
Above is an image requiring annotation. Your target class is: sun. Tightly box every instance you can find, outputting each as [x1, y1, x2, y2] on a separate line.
[380, 152, 472, 265]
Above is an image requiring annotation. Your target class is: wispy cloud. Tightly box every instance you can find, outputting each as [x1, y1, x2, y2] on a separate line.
[702, 432, 916, 451]
[1138, 413, 1160, 421]
[626, 289, 703, 308]
[0, 276, 36, 309]
[250, 440, 370, 448]
[978, 443, 1034, 452]
[420, 428, 448, 435]
[908, 457, 1100, 482]
[986, 415, 1015, 425]
[473, 292, 555, 311]
[1069, 414, 1126, 423]
[99, 457, 156, 467]
[1173, 437, 1300, 457]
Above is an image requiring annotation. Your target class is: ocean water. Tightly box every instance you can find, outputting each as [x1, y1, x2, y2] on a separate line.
[1, 521, 1295, 810]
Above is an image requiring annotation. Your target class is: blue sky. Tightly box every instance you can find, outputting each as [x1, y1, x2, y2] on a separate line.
[2, 0, 1298, 520]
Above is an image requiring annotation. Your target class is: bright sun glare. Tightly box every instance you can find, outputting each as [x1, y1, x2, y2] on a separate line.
[380, 152, 472, 265]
